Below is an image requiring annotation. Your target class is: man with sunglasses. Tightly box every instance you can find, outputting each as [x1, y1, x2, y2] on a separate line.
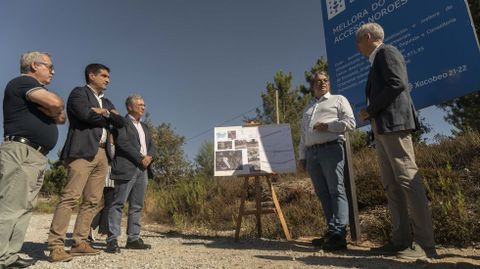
[298, 71, 356, 251]
[1, 51, 65, 268]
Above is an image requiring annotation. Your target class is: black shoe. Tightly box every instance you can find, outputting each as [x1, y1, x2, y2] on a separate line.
[322, 234, 347, 252]
[105, 239, 121, 253]
[125, 238, 151, 249]
[370, 241, 408, 256]
[7, 257, 36, 268]
[424, 247, 438, 259]
[311, 232, 331, 248]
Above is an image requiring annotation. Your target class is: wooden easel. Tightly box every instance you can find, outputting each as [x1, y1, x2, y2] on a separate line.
[234, 174, 291, 241]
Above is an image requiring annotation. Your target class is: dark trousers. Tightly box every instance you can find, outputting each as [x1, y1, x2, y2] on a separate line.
[91, 187, 115, 234]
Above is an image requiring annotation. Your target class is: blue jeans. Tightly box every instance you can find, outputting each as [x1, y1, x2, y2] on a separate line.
[306, 141, 348, 237]
[108, 168, 148, 243]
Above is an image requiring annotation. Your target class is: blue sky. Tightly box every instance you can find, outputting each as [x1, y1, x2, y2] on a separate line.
[0, 0, 453, 161]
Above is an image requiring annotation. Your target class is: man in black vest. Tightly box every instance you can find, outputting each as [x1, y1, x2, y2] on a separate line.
[1, 51, 65, 269]
[47, 64, 124, 262]
[356, 23, 435, 260]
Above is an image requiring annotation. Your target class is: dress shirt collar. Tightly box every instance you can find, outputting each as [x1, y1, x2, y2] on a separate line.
[128, 114, 142, 124]
[369, 43, 383, 65]
[86, 84, 104, 98]
[315, 91, 331, 102]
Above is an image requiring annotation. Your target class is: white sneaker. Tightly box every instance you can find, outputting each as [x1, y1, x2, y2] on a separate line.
[88, 227, 98, 242]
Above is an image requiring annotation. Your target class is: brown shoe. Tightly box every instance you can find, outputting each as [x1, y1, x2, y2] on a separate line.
[49, 248, 73, 263]
[70, 241, 100, 256]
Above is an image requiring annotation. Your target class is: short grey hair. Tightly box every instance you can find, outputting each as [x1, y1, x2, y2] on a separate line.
[310, 71, 330, 87]
[125, 95, 144, 110]
[356, 23, 384, 42]
[313, 71, 329, 79]
[20, 51, 50, 74]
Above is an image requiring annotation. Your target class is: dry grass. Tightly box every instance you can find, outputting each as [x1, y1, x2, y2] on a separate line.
[108, 131, 480, 246]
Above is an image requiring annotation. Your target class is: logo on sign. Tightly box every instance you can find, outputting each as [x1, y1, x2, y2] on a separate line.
[326, 0, 346, 20]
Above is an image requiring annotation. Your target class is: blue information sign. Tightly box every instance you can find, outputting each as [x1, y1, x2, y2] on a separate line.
[321, 0, 480, 126]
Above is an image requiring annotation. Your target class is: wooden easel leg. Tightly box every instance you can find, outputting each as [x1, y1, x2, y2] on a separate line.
[266, 177, 292, 241]
[234, 177, 250, 242]
[254, 176, 262, 238]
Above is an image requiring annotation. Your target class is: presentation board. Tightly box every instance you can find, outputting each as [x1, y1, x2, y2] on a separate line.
[214, 124, 296, 176]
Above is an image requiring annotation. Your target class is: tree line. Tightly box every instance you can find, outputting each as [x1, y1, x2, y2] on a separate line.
[42, 0, 480, 194]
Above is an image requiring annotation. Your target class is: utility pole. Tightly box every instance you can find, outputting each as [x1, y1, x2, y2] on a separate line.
[275, 89, 280, 124]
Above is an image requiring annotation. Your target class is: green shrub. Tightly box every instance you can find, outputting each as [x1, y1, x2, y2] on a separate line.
[34, 196, 60, 213]
[41, 160, 68, 196]
[424, 165, 477, 246]
[353, 147, 387, 208]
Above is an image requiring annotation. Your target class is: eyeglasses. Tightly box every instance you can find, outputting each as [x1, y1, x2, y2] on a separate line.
[36, 62, 55, 72]
[314, 78, 329, 84]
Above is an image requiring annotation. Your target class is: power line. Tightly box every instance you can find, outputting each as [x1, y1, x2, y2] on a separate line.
[186, 105, 261, 142]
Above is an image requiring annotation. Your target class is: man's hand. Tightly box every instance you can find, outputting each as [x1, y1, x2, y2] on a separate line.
[53, 111, 66, 124]
[91, 107, 110, 117]
[38, 106, 66, 124]
[313, 122, 328, 132]
[359, 109, 370, 122]
[141, 155, 153, 168]
[298, 159, 306, 172]
[38, 106, 56, 117]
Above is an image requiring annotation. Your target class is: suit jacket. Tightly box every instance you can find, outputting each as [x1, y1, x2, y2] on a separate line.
[61, 86, 124, 161]
[110, 115, 156, 181]
[365, 44, 419, 134]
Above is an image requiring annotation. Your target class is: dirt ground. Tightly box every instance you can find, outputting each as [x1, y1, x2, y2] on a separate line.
[20, 214, 480, 269]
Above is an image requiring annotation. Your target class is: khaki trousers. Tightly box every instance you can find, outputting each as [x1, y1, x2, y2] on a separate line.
[373, 128, 435, 248]
[0, 142, 47, 266]
[48, 148, 108, 249]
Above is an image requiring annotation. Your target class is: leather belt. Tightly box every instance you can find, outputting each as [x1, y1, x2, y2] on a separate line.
[4, 136, 49, 156]
[307, 139, 342, 150]
[98, 142, 106, 148]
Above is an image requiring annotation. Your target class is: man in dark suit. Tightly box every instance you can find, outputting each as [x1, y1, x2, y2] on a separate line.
[356, 23, 435, 260]
[48, 64, 124, 262]
[105, 95, 156, 253]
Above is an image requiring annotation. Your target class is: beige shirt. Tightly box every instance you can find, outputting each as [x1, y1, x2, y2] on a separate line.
[298, 92, 356, 160]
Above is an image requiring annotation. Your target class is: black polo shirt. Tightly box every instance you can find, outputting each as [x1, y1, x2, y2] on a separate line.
[3, 75, 59, 150]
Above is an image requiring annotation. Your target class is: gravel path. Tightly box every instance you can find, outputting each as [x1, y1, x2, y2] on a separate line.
[20, 214, 480, 269]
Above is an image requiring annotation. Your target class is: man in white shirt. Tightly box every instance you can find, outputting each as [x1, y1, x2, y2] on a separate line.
[106, 95, 156, 253]
[298, 71, 356, 251]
